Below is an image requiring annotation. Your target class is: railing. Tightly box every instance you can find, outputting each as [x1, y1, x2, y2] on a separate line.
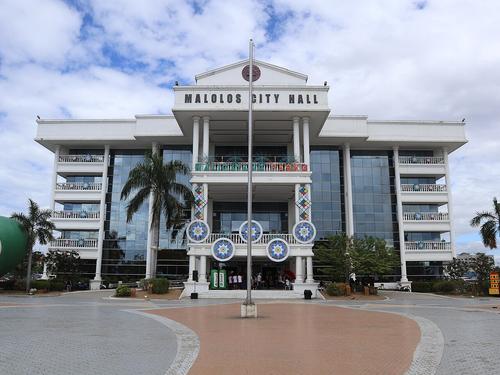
[202, 233, 298, 245]
[55, 182, 102, 191]
[52, 211, 100, 219]
[50, 238, 98, 248]
[59, 154, 104, 163]
[195, 162, 308, 172]
[405, 241, 452, 250]
[399, 156, 444, 165]
[403, 212, 449, 221]
[401, 184, 447, 192]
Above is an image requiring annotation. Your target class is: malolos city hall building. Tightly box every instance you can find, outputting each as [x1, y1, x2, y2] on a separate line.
[35, 60, 467, 297]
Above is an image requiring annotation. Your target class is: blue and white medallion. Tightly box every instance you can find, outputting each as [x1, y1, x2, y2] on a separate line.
[292, 221, 316, 244]
[239, 220, 263, 243]
[186, 220, 210, 243]
[266, 238, 290, 262]
[212, 238, 235, 262]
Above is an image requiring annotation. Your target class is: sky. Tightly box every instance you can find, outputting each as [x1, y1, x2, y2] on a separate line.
[0, 0, 499, 260]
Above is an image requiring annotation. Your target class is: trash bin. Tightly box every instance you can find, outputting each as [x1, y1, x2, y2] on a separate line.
[191, 292, 198, 299]
[304, 290, 312, 300]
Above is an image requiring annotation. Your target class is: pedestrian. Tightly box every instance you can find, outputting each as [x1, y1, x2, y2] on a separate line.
[237, 273, 243, 289]
[228, 271, 234, 289]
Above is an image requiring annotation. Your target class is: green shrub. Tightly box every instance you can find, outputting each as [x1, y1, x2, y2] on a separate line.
[433, 280, 456, 294]
[115, 285, 131, 297]
[49, 280, 65, 291]
[326, 282, 345, 296]
[151, 278, 169, 294]
[0, 279, 17, 290]
[31, 280, 50, 291]
[411, 281, 434, 293]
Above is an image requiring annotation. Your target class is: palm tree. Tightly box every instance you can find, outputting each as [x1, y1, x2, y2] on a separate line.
[11, 199, 55, 292]
[121, 151, 192, 277]
[470, 197, 500, 249]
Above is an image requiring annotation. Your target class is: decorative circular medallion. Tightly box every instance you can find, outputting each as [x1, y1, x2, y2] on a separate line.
[266, 238, 290, 262]
[212, 238, 235, 262]
[242, 64, 261, 82]
[186, 220, 210, 243]
[293, 221, 316, 244]
[239, 220, 263, 243]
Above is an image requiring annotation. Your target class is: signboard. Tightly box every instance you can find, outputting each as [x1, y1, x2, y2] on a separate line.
[210, 269, 219, 289]
[489, 271, 499, 295]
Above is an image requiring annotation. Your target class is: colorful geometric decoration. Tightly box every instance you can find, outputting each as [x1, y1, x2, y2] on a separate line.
[193, 184, 207, 220]
[293, 221, 316, 244]
[212, 238, 235, 262]
[186, 220, 210, 243]
[295, 184, 311, 221]
[266, 238, 290, 262]
[239, 220, 263, 243]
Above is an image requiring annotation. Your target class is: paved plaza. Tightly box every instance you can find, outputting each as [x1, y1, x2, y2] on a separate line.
[0, 291, 499, 374]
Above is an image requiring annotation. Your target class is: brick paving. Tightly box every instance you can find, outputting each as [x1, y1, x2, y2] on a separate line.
[149, 302, 420, 375]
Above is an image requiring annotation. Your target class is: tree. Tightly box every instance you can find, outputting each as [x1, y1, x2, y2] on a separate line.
[44, 249, 81, 281]
[470, 197, 500, 249]
[11, 199, 55, 292]
[472, 253, 494, 286]
[120, 151, 192, 276]
[446, 258, 469, 279]
[314, 233, 351, 282]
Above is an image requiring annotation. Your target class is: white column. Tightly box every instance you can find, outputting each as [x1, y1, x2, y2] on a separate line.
[302, 117, 310, 167]
[343, 144, 354, 236]
[393, 146, 408, 282]
[146, 142, 159, 279]
[192, 116, 200, 169]
[293, 116, 301, 162]
[94, 145, 110, 281]
[295, 256, 304, 283]
[306, 256, 314, 283]
[443, 148, 456, 258]
[199, 255, 207, 283]
[50, 145, 60, 211]
[41, 262, 48, 280]
[202, 116, 210, 160]
[188, 255, 196, 281]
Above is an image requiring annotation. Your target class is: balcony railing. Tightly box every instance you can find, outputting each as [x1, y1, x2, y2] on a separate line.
[194, 155, 307, 172]
[401, 184, 447, 192]
[56, 182, 102, 191]
[52, 211, 100, 219]
[50, 238, 98, 248]
[405, 241, 451, 250]
[403, 212, 449, 221]
[59, 154, 104, 163]
[199, 233, 299, 245]
[399, 156, 444, 165]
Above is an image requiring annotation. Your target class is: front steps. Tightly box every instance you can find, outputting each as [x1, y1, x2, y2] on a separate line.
[181, 283, 320, 299]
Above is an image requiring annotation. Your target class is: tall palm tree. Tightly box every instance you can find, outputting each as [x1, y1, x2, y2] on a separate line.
[121, 151, 192, 276]
[11, 199, 55, 292]
[470, 197, 500, 249]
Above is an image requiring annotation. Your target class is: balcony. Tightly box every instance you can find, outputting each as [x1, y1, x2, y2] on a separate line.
[400, 184, 448, 204]
[49, 238, 98, 259]
[398, 156, 445, 177]
[54, 182, 102, 202]
[51, 211, 100, 230]
[57, 154, 105, 175]
[403, 212, 450, 231]
[192, 156, 311, 185]
[404, 241, 453, 261]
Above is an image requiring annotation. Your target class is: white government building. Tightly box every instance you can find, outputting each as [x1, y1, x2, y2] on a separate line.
[35, 60, 467, 297]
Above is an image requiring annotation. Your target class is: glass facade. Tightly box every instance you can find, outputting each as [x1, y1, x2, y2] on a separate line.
[62, 203, 100, 212]
[351, 151, 398, 247]
[402, 204, 439, 213]
[66, 175, 102, 184]
[310, 147, 343, 239]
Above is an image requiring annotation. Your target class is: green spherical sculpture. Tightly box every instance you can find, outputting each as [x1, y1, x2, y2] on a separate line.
[0, 216, 28, 276]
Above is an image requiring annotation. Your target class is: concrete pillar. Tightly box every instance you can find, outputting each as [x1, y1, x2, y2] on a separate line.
[306, 256, 314, 283]
[50, 145, 60, 211]
[343, 144, 354, 236]
[199, 255, 207, 283]
[41, 262, 48, 280]
[393, 146, 408, 282]
[202, 116, 210, 160]
[295, 256, 304, 283]
[192, 116, 200, 169]
[443, 148, 456, 258]
[302, 117, 310, 168]
[293, 116, 301, 162]
[146, 142, 160, 279]
[188, 255, 196, 281]
[94, 145, 110, 282]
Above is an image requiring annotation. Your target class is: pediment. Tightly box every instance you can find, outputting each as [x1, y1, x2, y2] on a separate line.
[195, 59, 308, 86]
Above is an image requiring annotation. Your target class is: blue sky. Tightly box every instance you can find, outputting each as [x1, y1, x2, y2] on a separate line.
[0, 0, 499, 260]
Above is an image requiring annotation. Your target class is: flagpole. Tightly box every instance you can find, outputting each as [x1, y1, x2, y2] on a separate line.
[246, 38, 254, 306]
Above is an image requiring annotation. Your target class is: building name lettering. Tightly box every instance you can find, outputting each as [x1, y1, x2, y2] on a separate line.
[184, 93, 319, 105]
